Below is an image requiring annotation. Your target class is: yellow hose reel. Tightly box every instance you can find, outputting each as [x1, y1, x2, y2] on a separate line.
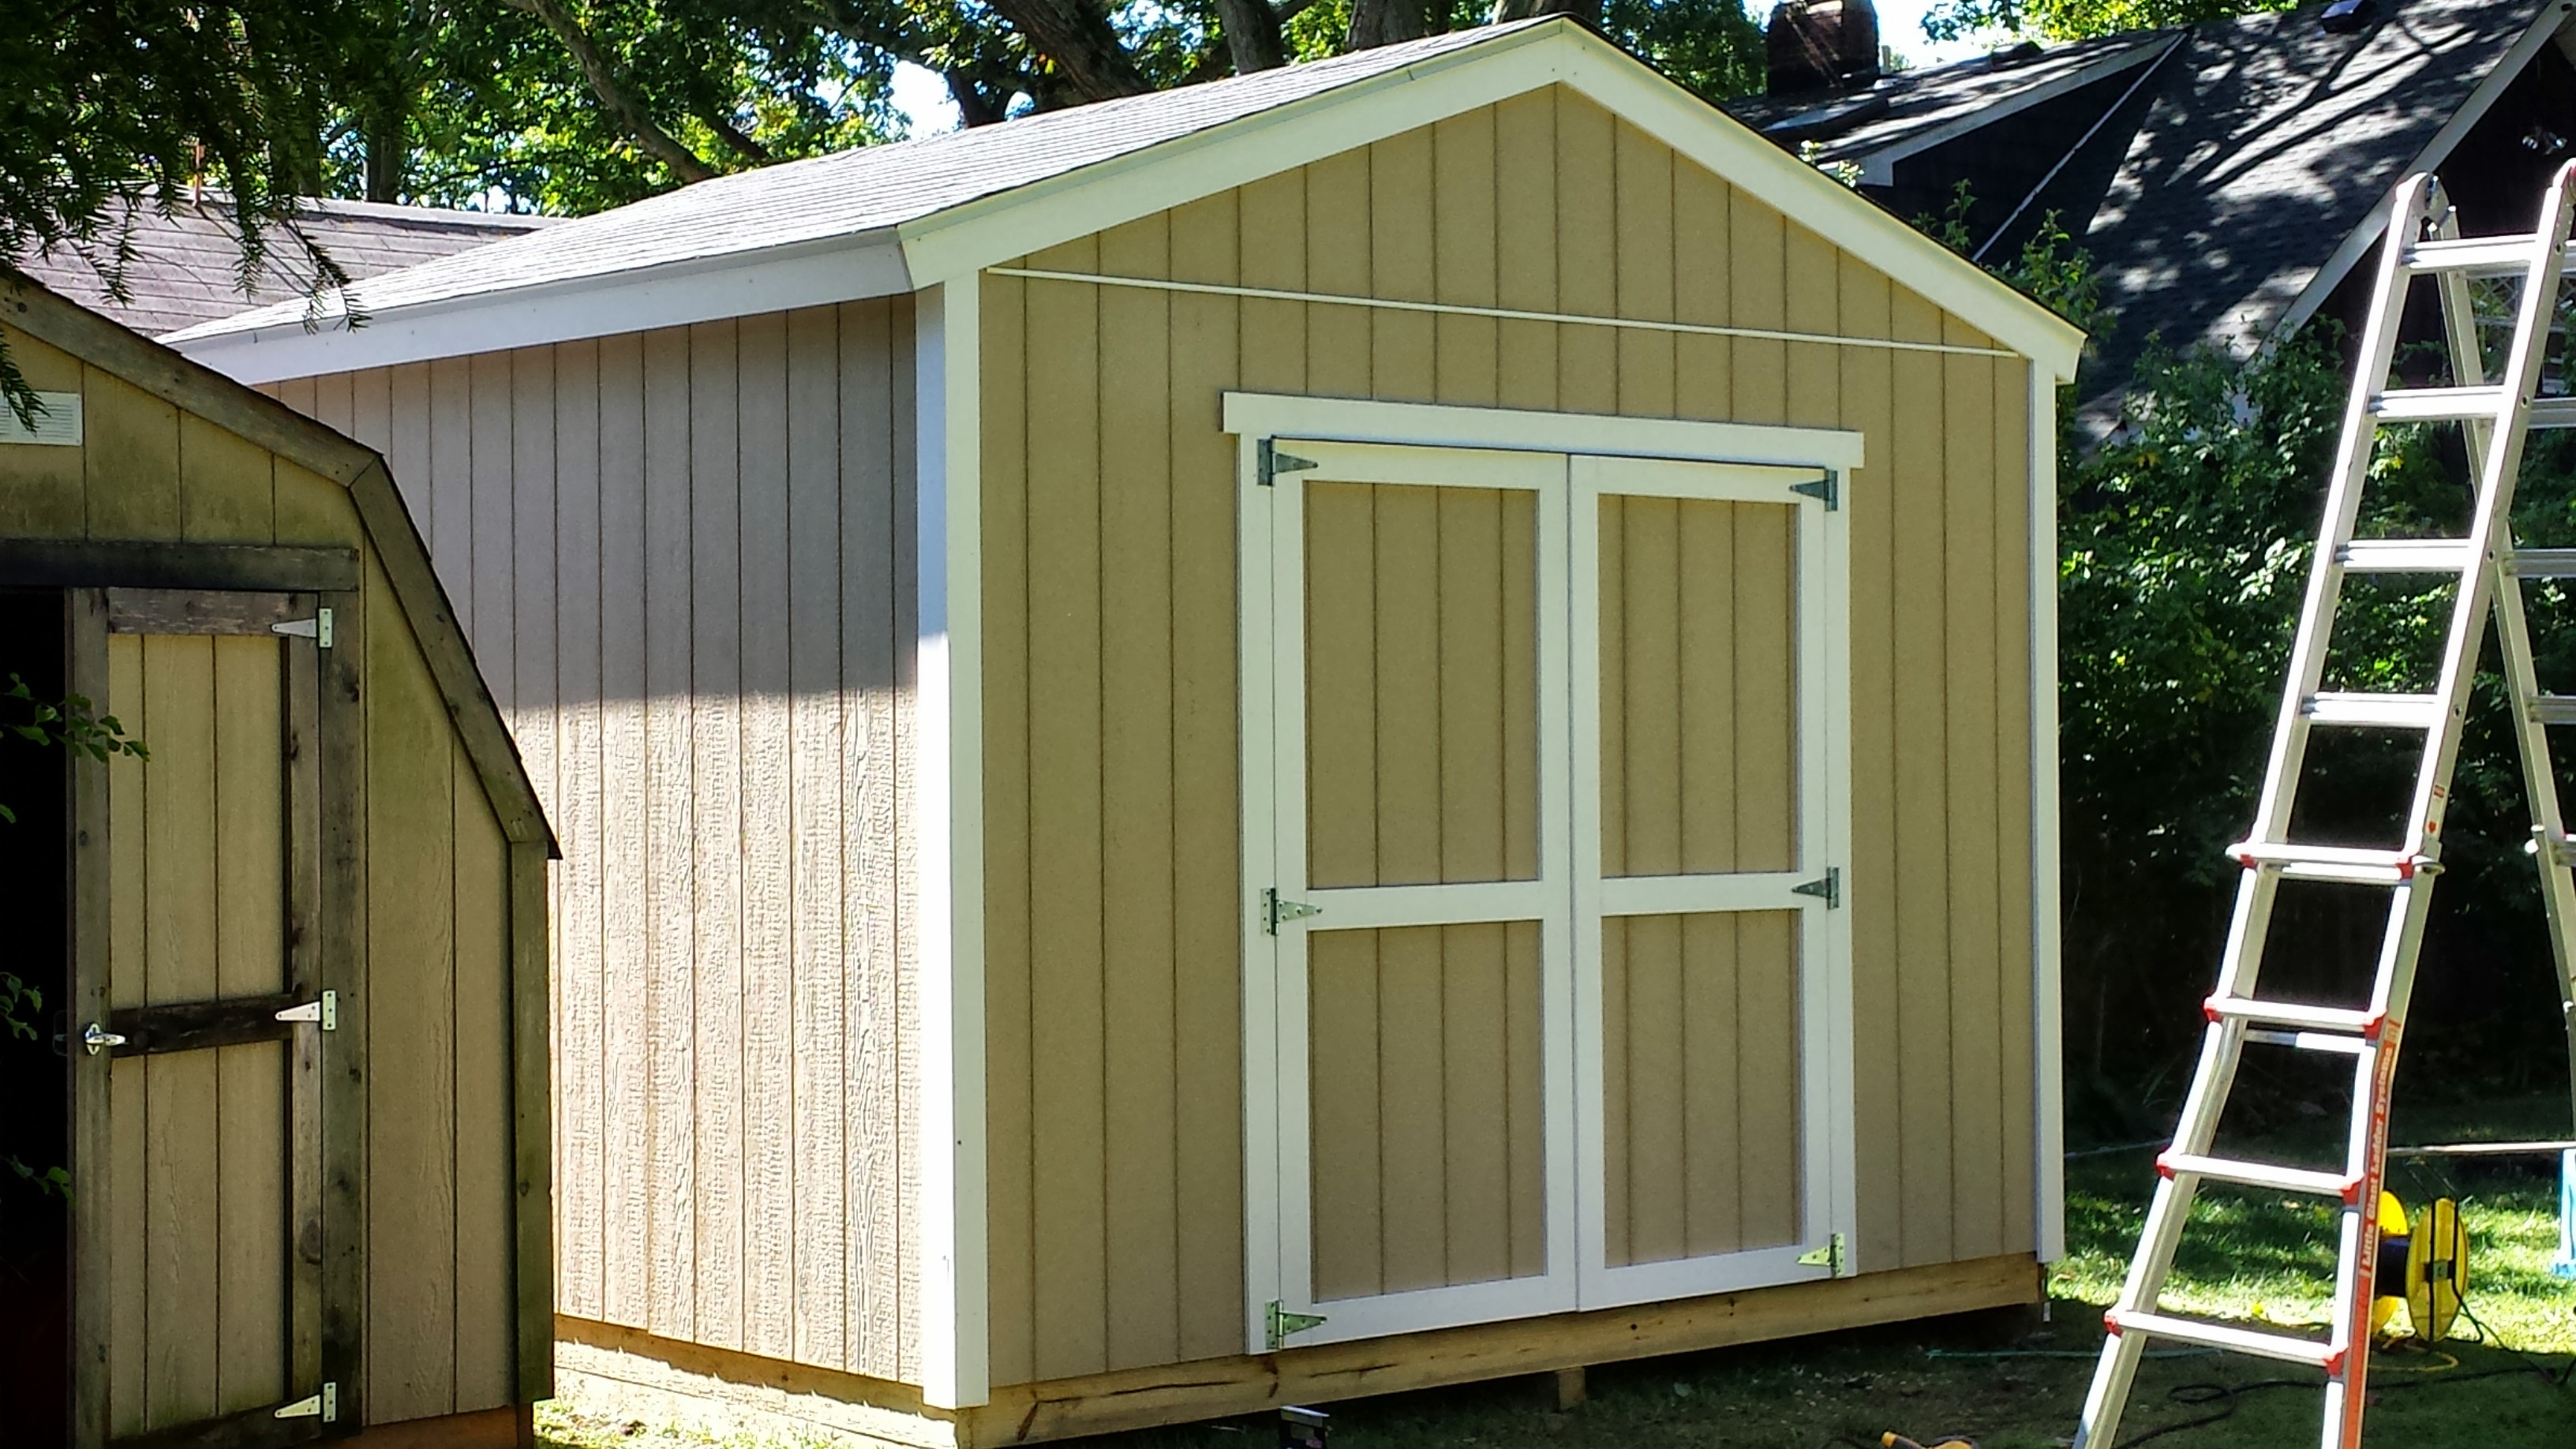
[2371, 1193, 2469, 1343]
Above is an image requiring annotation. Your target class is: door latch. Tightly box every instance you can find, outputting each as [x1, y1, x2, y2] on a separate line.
[274, 990, 338, 1031]
[1266, 1301, 1327, 1350]
[1791, 867, 1841, 909]
[1261, 888, 1323, 934]
[80, 1022, 126, 1057]
[1796, 1233, 1848, 1276]
[274, 1383, 338, 1421]
[271, 608, 334, 649]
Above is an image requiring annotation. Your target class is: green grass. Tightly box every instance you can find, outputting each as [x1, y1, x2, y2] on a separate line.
[542, 1099, 2576, 1449]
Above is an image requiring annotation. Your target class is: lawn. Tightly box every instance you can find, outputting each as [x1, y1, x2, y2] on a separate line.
[542, 1097, 2576, 1449]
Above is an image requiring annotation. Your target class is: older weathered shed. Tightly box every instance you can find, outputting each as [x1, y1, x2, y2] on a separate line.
[0, 277, 554, 1447]
[170, 17, 2084, 1444]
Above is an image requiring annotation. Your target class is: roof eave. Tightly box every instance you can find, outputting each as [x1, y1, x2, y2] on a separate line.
[169, 226, 912, 384]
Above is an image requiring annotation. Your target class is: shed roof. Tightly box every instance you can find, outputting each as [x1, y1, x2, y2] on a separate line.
[167, 19, 2084, 383]
[1, 274, 557, 856]
[17, 194, 553, 337]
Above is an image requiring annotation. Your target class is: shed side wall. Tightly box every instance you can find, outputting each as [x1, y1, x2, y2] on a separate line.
[266, 296, 926, 1386]
[979, 85, 2039, 1387]
[0, 320, 528, 1425]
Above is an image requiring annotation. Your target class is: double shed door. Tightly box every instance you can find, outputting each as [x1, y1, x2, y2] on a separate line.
[68, 589, 345, 1447]
[1244, 434, 1855, 1351]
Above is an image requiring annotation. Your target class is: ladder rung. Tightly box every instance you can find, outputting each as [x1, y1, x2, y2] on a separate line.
[2159, 1151, 2361, 1202]
[2529, 696, 2576, 725]
[2226, 841, 2428, 884]
[2301, 691, 2443, 728]
[2402, 235, 2552, 276]
[2205, 994, 2386, 1036]
[2510, 547, 2576, 575]
[2106, 1309, 2342, 1372]
[2370, 385, 2510, 423]
[2529, 398, 2576, 429]
[2245, 1027, 2376, 1055]
[2338, 538, 2477, 573]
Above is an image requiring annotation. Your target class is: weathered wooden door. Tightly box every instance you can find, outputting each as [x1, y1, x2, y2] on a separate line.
[1245, 431, 1855, 1350]
[67, 589, 339, 1447]
[1570, 455, 1854, 1311]
[1245, 440, 1582, 1349]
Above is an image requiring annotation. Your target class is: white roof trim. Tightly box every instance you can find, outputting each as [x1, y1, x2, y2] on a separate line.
[173, 20, 2081, 384]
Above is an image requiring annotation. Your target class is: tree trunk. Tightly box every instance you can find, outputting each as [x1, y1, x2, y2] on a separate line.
[1346, 0, 1435, 51]
[495, 0, 720, 183]
[1216, 0, 1289, 73]
[1488, 0, 1600, 22]
[361, 100, 406, 203]
[980, 0, 1156, 103]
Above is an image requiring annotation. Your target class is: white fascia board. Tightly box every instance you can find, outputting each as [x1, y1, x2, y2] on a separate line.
[169, 230, 912, 384]
[1223, 391, 1864, 469]
[896, 29, 1568, 283]
[2277, 4, 2572, 343]
[1851, 42, 2169, 188]
[906, 25, 2084, 384]
[2028, 362, 2065, 1264]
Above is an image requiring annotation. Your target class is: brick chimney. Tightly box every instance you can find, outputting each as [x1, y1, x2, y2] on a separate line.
[1766, 0, 1881, 97]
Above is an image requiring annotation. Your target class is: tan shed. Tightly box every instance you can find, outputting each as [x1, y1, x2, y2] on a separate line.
[0, 279, 556, 1447]
[169, 17, 2084, 1444]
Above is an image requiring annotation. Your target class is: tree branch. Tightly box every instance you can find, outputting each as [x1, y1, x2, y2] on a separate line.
[698, 107, 773, 163]
[495, 0, 720, 183]
[976, 0, 1156, 104]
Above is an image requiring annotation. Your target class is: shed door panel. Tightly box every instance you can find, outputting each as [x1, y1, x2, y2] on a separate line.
[78, 593, 334, 1448]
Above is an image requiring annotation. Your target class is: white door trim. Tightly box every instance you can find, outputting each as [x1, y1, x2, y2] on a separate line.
[1232, 394, 1864, 1354]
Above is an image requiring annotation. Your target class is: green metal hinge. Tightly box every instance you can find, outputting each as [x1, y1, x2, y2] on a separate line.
[1792, 867, 1840, 909]
[271, 607, 335, 649]
[1259, 440, 1318, 487]
[1796, 1233, 1848, 1276]
[1790, 472, 1839, 511]
[1267, 1301, 1327, 1350]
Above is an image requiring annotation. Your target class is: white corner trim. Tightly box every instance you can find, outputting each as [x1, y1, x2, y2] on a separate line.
[168, 234, 912, 384]
[1222, 391, 1865, 469]
[2276, 3, 2573, 343]
[2029, 363, 2066, 1264]
[913, 279, 990, 1409]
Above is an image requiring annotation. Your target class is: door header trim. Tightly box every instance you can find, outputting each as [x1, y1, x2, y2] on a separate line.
[1222, 392, 1865, 471]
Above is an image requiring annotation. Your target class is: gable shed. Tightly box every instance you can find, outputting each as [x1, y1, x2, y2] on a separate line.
[171, 18, 2084, 1444]
[0, 278, 555, 1446]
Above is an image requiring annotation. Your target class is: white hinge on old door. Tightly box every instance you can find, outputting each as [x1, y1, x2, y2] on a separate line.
[274, 1383, 338, 1421]
[1258, 440, 1318, 487]
[1260, 888, 1323, 934]
[1266, 1301, 1327, 1350]
[274, 990, 338, 1031]
[1791, 867, 1841, 908]
[1790, 472, 1839, 511]
[271, 608, 334, 648]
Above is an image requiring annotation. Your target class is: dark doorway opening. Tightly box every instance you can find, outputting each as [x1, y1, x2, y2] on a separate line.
[0, 588, 70, 1445]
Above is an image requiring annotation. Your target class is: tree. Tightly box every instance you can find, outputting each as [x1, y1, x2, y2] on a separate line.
[1923, 0, 2290, 43]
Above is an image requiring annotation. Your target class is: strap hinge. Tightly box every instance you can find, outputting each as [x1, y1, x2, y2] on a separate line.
[274, 990, 337, 1031]
[1259, 440, 1318, 487]
[271, 607, 334, 649]
[1790, 471, 1839, 511]
[274, 1383, 337, 1421]
[1261, 887, 1323, 935]
[1266, 1301, 1327, 1350]
[1792, 867, 1841, 909]
[1795, 1232, 1848, 1276]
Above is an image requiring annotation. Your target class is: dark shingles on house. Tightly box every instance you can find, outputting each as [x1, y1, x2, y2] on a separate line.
[13, 194, 556, 339]
[1728, 0, 2560, 414]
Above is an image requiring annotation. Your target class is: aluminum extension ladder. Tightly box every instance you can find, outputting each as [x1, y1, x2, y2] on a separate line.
[2076, 162, 2576, 1449]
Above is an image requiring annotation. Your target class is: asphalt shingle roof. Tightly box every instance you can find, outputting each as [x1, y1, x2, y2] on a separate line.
[15, 195, 554, 338]
[168, 22, 1543, 344]
[1730, 0, 2554, 410]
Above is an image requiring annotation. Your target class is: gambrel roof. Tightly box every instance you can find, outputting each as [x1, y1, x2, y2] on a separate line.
[168, 18, 2084, 384]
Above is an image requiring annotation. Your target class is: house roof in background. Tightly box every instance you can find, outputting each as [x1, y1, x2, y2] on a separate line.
[1728, 0, 2559, 410]
[14, 194, 555, 337]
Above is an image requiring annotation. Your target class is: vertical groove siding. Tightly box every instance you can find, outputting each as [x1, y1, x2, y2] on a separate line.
[0, 322, 522, 1425]
[980, 84, 2038, 1386]
[262, 300, 924, 1385]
